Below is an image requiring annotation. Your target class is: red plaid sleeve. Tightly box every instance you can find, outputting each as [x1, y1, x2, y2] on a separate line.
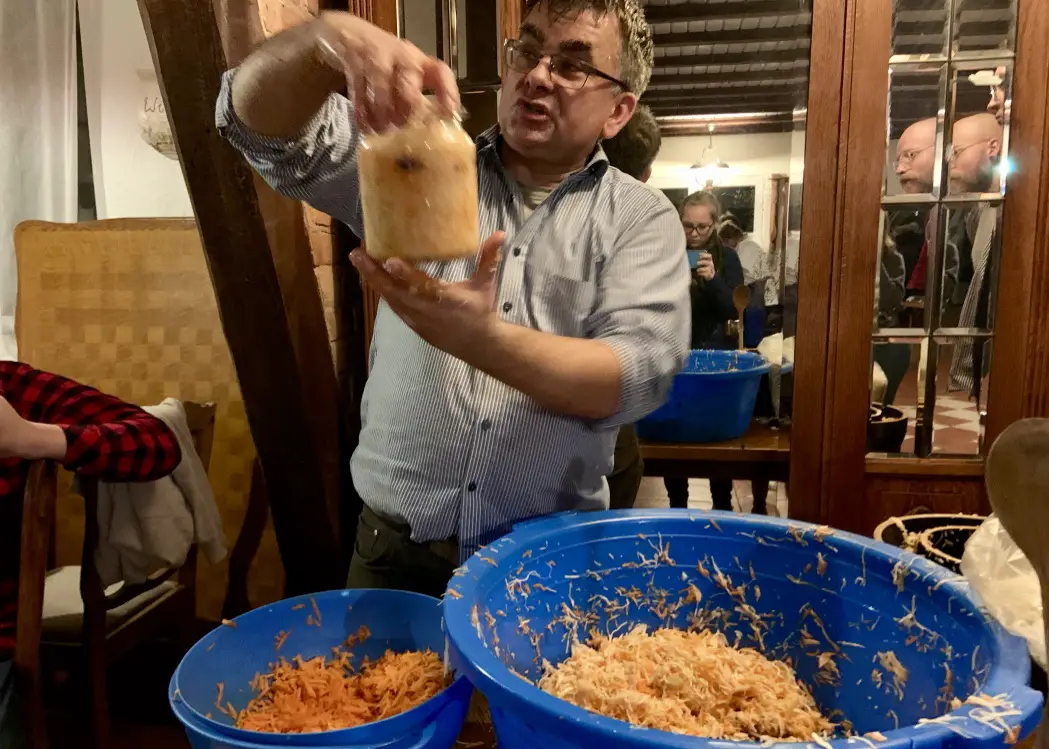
[0, 362, 181, 481]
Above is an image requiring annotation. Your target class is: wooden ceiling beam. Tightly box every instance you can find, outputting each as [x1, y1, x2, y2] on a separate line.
[654, 24, 811, 48]
[655, 47, 810, 68]
[649, 66, 809, 86]
[645, 0, 810, 25]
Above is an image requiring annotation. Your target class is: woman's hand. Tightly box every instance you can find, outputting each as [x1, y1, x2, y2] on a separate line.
[316, 12, 460, 133]
[696, 252, 716, 281]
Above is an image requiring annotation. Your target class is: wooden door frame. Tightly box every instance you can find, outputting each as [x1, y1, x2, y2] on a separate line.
[811, 0, 1049, 533]
[784, 0, 852, 524]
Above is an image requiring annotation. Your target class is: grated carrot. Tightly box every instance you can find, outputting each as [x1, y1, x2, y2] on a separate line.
[235, 648, 448, 733]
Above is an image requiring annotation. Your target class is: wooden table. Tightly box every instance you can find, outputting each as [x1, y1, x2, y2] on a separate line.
[640, 423, 791, 484]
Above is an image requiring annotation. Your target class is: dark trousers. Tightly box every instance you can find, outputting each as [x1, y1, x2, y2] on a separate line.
[873, 343, 912, 407]
[607, 425, 644, 510]
[0, 660, 25, 749]
[664, 477, 734, 511]
[346, 506, 457, 598]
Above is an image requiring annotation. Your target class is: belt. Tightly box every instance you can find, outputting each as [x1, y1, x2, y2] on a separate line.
[362, 506, 461, 566]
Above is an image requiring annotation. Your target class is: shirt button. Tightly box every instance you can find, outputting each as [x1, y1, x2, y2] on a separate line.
[512, 247, 521, 257]
[480, 419, 492, 431]
[467, 481, 478, 492]
[502, 302, 513, 313]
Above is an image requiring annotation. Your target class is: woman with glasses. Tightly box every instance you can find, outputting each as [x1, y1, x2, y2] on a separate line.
[663, 191, 744, 513]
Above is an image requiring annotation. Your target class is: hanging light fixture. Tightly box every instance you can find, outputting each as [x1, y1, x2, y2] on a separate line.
[690, 123, 731, 187]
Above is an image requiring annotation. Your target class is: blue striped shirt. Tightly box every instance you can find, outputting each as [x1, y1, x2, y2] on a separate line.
[216, 72, 690, 555]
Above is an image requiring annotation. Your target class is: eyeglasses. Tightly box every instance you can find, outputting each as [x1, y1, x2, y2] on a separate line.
[682, 221, 713, 234]
[949, 139, 991, 162]
[504, 39, 630, 91]
[894, 144, 933, 167]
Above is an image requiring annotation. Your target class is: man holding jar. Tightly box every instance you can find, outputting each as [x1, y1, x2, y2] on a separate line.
[216, 0, 690, 594]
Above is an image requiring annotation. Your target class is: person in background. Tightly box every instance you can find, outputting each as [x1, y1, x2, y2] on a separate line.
[600, 103, 663, 511]
[718, 214, 775, 306]
[947, 112, 1003, 398]
[664, 191, 743, 512]
[219, 0, 690, 594]
[986, 65, 1008, 127]
[0, 362, 181, 747]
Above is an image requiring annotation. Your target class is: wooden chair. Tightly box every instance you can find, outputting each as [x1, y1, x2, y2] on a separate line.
[15, 401, 216, 749]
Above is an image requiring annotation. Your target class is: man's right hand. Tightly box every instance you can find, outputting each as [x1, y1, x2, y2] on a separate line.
[316, 12, 460, 133]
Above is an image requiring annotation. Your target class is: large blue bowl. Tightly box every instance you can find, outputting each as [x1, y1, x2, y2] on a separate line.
[637, 349, 772, 443]
[171, 589, 472, 749]
[443, 510, 1042, 749]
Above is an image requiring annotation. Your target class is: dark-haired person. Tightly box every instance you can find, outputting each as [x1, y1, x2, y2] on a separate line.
[599, 103, 662, 511]
[663, 191, 744, 513]
[217, 0, 690, 593]
[0, 362, 180, 746]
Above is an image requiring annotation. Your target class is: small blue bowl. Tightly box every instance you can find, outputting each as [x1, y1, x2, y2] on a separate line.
[171, 589, 471, 748]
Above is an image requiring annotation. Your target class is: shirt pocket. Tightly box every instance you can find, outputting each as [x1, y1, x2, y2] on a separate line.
[521, 262, 597, 338]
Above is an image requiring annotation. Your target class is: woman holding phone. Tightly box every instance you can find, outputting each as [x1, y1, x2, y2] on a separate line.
[665, 191, 745, 512]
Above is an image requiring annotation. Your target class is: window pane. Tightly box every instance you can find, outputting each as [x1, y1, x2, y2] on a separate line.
[884, 64, 947, 200]
[870, 338, 924, 455]
[937, 205, 1000, 334]
[946, 61, 1012, 197]
[875, 208, 931, 336]
[893, 0, 949, 59]
[952, 0, 1017, 56]
[931, 338, 988, 454]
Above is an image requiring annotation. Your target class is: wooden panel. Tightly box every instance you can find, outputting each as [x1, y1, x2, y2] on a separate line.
[137, 0, 343, 594]
[14, 219, 283, 618]
[986, 0, 1049, 440]
[784, 0, 850, 524]
[861, 475, 986, 537]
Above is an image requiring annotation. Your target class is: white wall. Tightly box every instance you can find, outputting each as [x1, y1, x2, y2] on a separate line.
[78, 0, 192, 219]
[651, 131, 802, 253]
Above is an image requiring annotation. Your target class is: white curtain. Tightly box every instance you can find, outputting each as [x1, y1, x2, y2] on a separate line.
[0, 0, 79, 361]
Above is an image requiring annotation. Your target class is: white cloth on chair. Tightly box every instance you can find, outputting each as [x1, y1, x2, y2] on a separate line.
[90, 398, 226, 587]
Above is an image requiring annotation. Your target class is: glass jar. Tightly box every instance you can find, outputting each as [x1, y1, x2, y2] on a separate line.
[358, 113, 480, 263]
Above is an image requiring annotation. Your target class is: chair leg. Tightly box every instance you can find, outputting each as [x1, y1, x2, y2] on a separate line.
[84, 635, 110, 749]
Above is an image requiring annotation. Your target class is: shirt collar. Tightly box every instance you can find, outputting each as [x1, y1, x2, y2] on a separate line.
[476, 125, 609, 178]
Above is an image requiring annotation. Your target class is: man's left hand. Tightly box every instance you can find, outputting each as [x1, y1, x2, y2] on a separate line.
[349, 232, 506, 358]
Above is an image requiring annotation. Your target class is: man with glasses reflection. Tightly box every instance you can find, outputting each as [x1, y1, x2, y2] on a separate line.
[214, 1, 690, 593]
[947, 112, 1003, 398]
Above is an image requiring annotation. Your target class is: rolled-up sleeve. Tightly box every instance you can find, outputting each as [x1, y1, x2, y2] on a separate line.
[214, 69, 365, 235]
[589, 188, 691, 427]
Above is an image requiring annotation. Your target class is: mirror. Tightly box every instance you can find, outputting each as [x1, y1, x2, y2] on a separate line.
[870, 0, 1014, 458]
[631, 0, 812, 516]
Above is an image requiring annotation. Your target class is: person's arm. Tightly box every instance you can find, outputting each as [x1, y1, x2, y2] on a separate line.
[464, 194, 691, 424]
[216, 12, 457, 232]
[0, 364, 181, 482]
[702, 248, 744, 320]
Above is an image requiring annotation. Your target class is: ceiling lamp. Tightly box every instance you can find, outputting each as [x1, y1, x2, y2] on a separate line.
[690, 123, 731, 187]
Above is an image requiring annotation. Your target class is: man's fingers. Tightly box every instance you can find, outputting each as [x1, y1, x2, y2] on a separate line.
[421, 57, 461, 118]
[392, 60, 426, 127]
[473, 231, 506, 284]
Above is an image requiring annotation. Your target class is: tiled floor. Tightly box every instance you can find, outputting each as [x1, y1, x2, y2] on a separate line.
[887, 343, 984, 455]
[634, 477, 790, 516]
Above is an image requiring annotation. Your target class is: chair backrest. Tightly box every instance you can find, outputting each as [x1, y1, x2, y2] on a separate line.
[14, 219, 282, 616]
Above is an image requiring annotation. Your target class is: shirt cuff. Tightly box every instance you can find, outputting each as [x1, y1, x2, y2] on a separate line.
[589, 336, 669, 430]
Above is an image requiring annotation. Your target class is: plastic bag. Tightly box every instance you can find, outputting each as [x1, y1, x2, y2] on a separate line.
[961, 515, 1046, 669]
[358, 110, 480, 263]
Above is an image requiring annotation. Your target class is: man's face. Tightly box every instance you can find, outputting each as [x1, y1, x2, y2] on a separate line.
[895, 120, 936, 194]
[949, 116, 1001, 193]
[682, 204, 715, 249]
[987, 66, 1007, 126]
[498, 5, 636, 166]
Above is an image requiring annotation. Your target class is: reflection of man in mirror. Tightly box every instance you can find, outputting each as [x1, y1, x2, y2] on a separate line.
[985, 66, 1007, 126]
[892, 118, 935, 296]
[599, 103, 661, 513]
[948, 113, 1004, 397]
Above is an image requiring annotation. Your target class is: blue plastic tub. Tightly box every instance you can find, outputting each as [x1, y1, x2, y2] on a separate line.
[637, 349, 772, 443]
[171, 589, 472, 749]
[444, 510, 1042, 749]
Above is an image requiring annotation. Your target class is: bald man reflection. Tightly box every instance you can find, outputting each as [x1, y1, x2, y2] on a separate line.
[948, 113, 1004, 397]
[891, 118, 936, 297]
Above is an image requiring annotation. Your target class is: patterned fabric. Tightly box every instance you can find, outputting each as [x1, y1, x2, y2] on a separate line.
[0, 361, 181, 658]
[216, 72, 690, 557]
[949, 206, 997, 395]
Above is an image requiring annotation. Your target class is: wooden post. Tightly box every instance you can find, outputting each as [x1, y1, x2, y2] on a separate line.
[136, 0, 343, 594]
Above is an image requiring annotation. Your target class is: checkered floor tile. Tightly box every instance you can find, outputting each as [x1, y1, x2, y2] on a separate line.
[898, 395, 982, 454]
